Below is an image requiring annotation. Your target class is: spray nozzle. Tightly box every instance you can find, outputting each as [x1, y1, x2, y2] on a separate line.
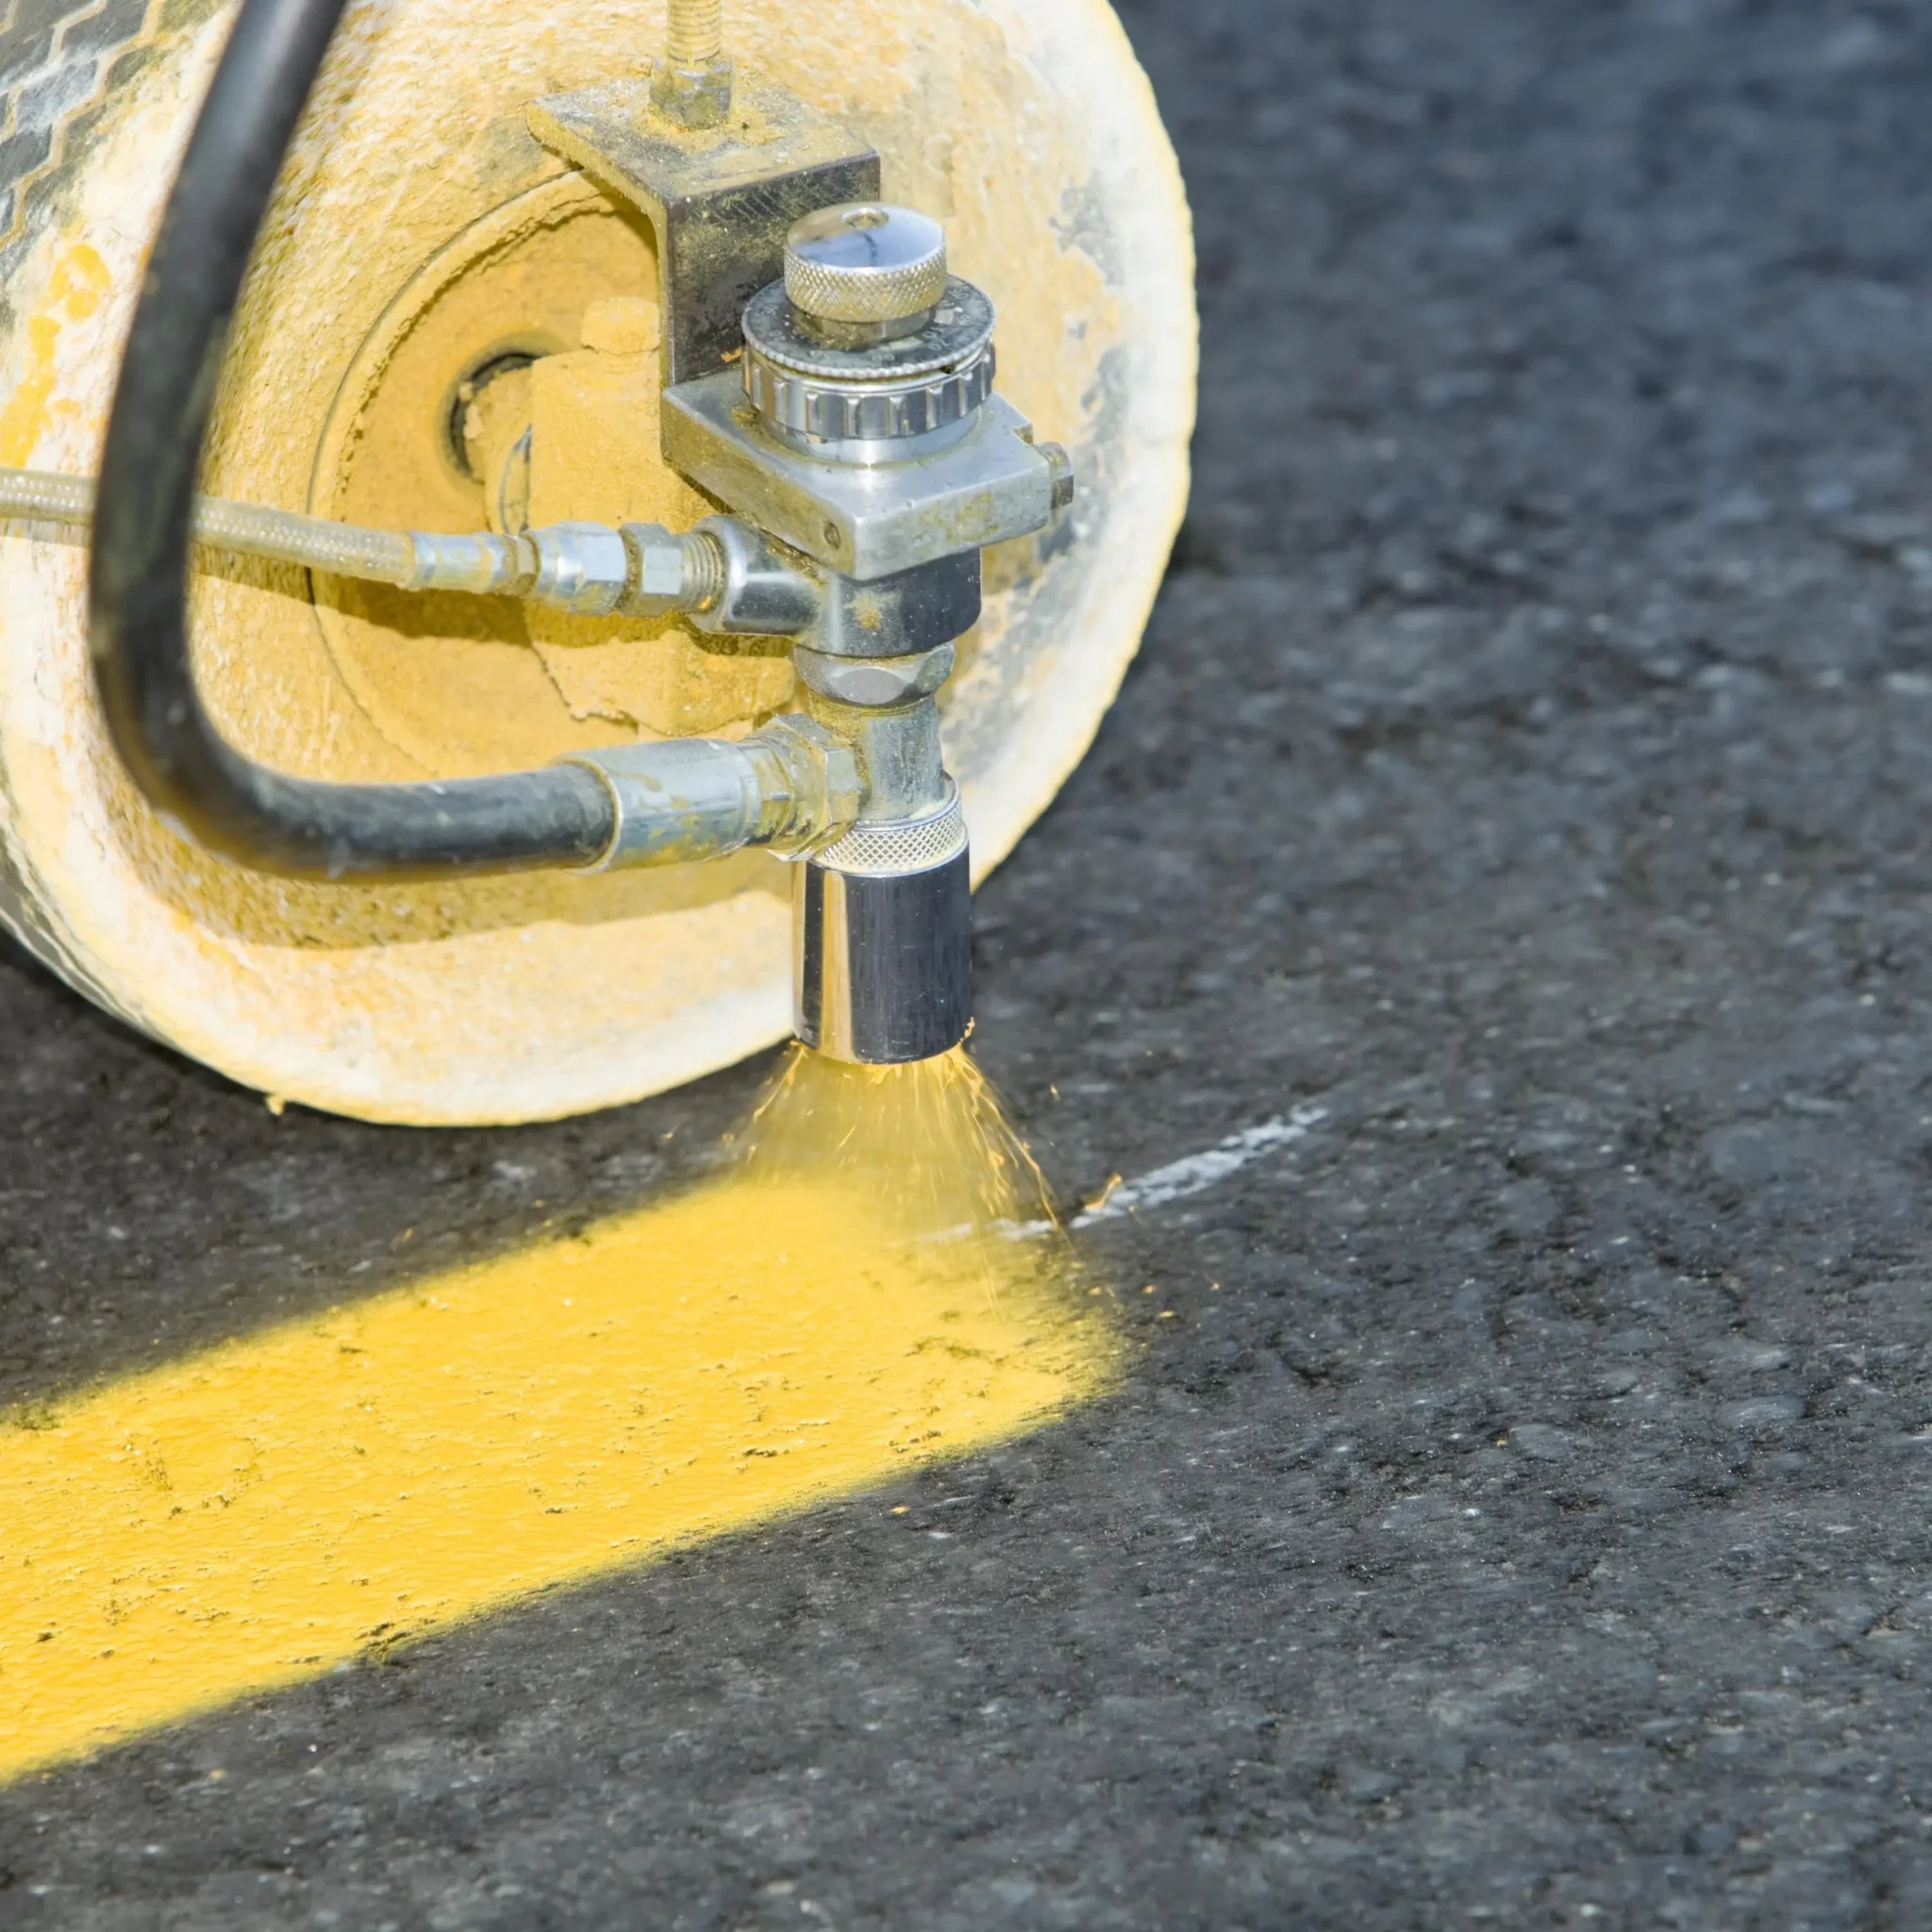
[793, 789, 973, 1066]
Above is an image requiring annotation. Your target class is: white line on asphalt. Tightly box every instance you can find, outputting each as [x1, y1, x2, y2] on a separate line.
[1072, 1104, 1330, 1227]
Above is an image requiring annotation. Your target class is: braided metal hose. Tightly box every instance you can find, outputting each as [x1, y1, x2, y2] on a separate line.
[0, 465, 735, 606]
[0, 466, 417, 583]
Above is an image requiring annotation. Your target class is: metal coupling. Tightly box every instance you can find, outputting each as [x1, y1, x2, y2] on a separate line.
[618, 521, 725, 619]
[528, 521, 631, 614]
[396, 517, 818, 629]
[403, 528, 535, 596]
[686, 516, 822, 636]
[793, 642, 955, 707]
[558, 714, 858, 874]
[794, 786, 973, 1065]
[522, 520, 724, 619]
[748, 715, 864, 855]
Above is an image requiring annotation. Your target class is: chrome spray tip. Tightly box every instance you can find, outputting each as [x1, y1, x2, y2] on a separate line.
[794, 790, 972, 1065]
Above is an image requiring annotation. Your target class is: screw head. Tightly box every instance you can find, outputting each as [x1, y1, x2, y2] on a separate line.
[785, 205, 949, 330]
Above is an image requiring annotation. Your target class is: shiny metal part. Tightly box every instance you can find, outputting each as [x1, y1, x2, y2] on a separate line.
[512, 520, 737, 621]
[425, 516, 798, 625]
[814, 784, 968, 874]
[559, 714, 859, 874]
[686, 516, 822, 636]
[753, 713, 865, 854]
[650, 54, 732, 129]
[527, 520, 630, 614]
[527, 78, 879, 391]
[808, 553, 981, 658]
[803, 689, 949, 823]
[785, 204, 949, 347]
[617, 521, 724, 618]
[651, 0, 732, 130]
[665, 382, 1057, 579]
[741, 279, 995, 458]
[784, 554, 976, 1060]
[793, 641, 955, 706]
[794, 789, 973, 1064]
[403, 528, 534, 596]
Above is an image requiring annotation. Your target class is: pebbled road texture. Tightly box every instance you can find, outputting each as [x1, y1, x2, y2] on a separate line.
[5, 0, 1932, 1924]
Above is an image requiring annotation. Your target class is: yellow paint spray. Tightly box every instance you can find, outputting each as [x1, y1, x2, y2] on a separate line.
[0, 1049, 1105, 1779]
[734, 1043, 1064, 1248]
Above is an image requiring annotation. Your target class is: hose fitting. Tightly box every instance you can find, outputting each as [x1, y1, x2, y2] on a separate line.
[558, 714, 859, 873]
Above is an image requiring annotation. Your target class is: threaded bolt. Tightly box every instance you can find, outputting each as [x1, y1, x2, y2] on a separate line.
[664, 0, 721, 64]
[654, 0, 732, 129]
[678, 527, 727, 611]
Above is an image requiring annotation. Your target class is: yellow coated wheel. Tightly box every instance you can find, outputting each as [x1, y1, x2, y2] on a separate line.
[0, 0, 1194, 1123]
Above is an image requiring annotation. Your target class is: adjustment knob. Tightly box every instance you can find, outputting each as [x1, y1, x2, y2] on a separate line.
[785, 204, 949, 345]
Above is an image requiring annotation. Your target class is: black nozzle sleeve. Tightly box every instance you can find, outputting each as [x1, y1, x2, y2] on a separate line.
[87, 0, 614, 880]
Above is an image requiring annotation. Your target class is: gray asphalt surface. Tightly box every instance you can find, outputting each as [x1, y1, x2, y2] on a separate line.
[6, 0, 1932, 1924]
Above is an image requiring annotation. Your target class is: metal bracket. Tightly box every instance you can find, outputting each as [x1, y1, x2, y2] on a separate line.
[526, 75, 881, 394]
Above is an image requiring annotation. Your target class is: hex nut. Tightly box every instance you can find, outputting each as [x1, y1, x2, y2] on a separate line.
[751, 714, 863, 852]
[650, 54, 733, 130]
[529, 521, 630, 615]
[793, 642, 957, 707]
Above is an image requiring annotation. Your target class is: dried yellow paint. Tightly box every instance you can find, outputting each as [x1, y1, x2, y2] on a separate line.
[0, 242, 108, 465]
[0, 1154, 1104, 1781]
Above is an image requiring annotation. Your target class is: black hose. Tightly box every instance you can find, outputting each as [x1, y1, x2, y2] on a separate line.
[88, 0, 615, 880]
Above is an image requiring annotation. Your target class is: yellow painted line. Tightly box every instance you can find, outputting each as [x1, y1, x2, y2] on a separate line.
[0, 1172, 1105, 1780]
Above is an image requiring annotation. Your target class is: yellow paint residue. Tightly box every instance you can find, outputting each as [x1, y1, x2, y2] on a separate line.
[0, 1114, 1104, 1779]
[0, 242, 108, 465]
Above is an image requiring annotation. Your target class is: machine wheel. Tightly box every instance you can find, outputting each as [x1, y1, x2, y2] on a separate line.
[0, 0, 1194, 1124]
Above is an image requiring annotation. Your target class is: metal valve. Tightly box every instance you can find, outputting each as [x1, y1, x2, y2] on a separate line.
[529, 30, 1085, 1062]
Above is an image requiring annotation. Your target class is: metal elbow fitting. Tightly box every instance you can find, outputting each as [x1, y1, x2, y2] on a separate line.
[558, 716, 859, 872]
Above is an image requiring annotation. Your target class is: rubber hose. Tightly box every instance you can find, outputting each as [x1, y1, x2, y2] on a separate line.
[87, 0, 615, 880]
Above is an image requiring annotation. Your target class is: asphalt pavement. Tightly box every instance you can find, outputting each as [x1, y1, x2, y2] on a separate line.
[5, 0, 1932, 1924]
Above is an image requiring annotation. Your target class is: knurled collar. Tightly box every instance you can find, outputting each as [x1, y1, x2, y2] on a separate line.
[810, 786, 969, 877]
[741, 278, 996, 451]
[785, 205, 950, 325]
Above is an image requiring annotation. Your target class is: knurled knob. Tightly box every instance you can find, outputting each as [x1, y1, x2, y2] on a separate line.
[785, 205, 949, 328]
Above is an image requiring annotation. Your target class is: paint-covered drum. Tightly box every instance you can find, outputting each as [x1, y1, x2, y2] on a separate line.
[0, 0, 1194, 1124]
